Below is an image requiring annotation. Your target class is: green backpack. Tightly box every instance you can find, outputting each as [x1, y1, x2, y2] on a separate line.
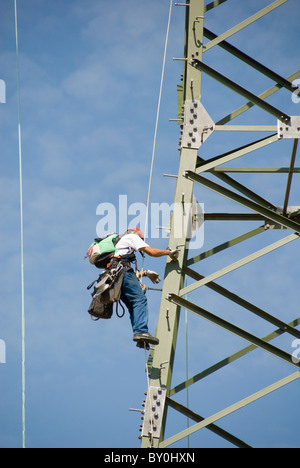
[87, 234, 120, 269]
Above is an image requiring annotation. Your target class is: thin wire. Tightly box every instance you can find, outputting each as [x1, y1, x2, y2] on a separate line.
[14, 0, 26, 449]
[144, 0, 173, 241]
[183, 275, 190, 448]
[185, 308, 190, 448]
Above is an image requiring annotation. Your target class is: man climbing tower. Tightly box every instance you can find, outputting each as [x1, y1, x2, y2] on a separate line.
[114, 227, 179, 348]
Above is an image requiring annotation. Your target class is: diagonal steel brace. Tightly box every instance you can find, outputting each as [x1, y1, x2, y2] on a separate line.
[168, 294, 300, 370]
[191, 59, 291, 124]
[183, 265, 300, 340]
[185, 170, 300, 232]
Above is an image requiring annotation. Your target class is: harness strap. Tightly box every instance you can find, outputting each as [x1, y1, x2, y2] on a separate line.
[116, 301, 126, 318]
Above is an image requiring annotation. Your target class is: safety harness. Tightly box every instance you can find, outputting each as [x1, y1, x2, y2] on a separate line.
[86, 233, 146, 321]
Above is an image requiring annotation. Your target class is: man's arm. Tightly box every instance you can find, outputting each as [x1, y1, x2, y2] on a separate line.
[140, 246, 178, 260]
[140, 246, 170, 257]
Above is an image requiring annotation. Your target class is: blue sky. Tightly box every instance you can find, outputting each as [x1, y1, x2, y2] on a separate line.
[1, 0, 300, 448]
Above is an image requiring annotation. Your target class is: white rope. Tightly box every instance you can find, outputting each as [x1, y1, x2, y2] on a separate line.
[14, 0, 26, 449]
[141, 3, 174, 447]
[144, 0, 173, 241]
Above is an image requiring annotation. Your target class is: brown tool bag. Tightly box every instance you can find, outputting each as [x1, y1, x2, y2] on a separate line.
[87, 260, 129, 321]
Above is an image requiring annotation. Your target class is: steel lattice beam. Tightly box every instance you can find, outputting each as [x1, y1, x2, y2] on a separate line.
[139, 0, 300, 449]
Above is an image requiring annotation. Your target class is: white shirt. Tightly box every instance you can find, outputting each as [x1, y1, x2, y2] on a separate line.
[114, 234, 149, 257]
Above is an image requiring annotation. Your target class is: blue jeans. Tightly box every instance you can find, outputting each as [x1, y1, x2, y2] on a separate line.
[121, 269, 149, 335]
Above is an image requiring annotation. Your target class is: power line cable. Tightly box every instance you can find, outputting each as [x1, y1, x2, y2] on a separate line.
[144, 0, 173, 241]
[14, 0, 26, 449]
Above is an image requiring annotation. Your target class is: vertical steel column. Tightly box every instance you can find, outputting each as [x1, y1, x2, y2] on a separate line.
[140, 0, 205, 448]
[139, 0, 300, 449]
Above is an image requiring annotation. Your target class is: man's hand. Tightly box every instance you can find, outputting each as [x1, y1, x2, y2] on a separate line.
[145, 270, 161, 284]
[140, 245, 180, 260]
[168, 249, 179, 261]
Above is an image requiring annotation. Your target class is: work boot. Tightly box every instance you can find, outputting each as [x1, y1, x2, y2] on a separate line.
[133, 333, 159, 346]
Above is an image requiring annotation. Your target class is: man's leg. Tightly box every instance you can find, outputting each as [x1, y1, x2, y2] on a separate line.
[121, 269, 159, 346]
[121, 269, 149, 334]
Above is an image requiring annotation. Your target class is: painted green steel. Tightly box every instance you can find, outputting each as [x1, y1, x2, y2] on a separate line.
[183, 266, 300, 340]
[204, 213, 264, 220]
[140, 0, 300, 449]
[187, 225, 265, 265]
[170, 317, 300, 397]
[203, 28, 296, 93]
[191, 59, 291, 123]
[283, 140, 299, 216]
[166, 398, 252, 448]
[203, 0, 287, 52]
[204, 0, 229, 13]
[168, 294, 300, 369]
[186, 170, 300, 232]
[216, 70, 300, 126]
[214, 125, 278, 131]
[140, 0, 206, 449]
[160, 371, 300, 448]
[196, 134, 279, 174]
[210, 167, 300, 173]
[197, 156, 277, 209]
[179, 233, 299, 296]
